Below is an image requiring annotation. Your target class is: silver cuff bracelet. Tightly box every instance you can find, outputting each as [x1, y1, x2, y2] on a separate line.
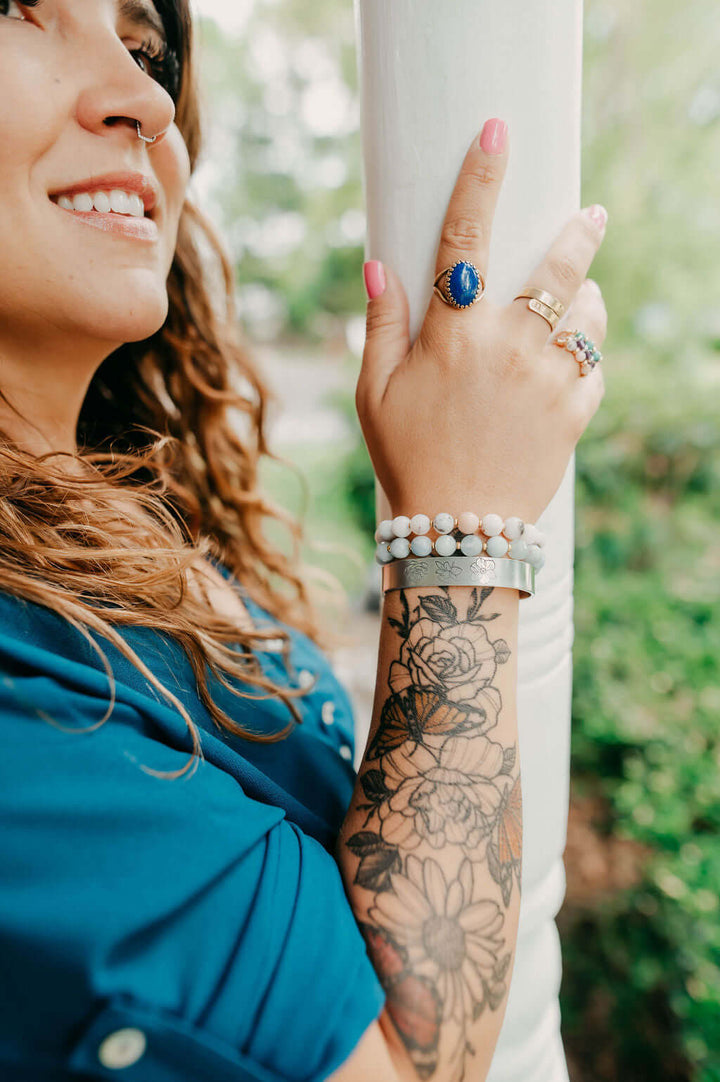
[381, 555, 536, 599]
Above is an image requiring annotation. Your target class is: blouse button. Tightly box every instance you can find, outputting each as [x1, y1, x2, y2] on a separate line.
[321, 701, 335, 726]
[97, 1028, 147, 1069]
[339, 744, 353, 761]
[297, 669, 315, 689]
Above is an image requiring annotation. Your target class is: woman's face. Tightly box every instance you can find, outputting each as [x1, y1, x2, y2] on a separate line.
[0, 0, 190, 352]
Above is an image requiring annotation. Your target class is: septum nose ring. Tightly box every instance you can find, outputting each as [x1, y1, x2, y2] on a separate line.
[136, 120, 165, 144]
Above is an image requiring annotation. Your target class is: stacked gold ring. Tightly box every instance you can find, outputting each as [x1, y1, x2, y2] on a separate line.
[513, 287, 565, 331]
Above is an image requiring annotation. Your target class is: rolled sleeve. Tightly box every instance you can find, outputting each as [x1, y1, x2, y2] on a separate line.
[0, 668, 385, 1082]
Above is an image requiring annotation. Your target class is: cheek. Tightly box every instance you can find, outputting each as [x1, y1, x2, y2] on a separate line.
[156, 126, 190, 268]
[0, 47, 55, 165]
[160, 126, 191, 213]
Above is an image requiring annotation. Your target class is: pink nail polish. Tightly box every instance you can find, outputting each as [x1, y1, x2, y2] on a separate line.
[363, 260, 386, 300]
[479, 118, 507, 155]
[584, 204, 608, 229]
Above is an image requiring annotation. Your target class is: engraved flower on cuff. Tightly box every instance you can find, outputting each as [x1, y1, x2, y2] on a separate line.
[369, 854, 506, 1025]
[405, 560, 428, 583]
[378, 734, 506, 855]
[434, 559, 462, 577]
[469, 557, 496, 583]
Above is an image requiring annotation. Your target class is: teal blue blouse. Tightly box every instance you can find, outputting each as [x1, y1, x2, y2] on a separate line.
[0, 557, 385, 1081]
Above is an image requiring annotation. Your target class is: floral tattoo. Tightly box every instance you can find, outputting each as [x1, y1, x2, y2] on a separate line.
[343, 586, 522, 1081]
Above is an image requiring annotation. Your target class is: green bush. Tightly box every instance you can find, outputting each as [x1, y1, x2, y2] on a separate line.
[559, 363, 720, 1081]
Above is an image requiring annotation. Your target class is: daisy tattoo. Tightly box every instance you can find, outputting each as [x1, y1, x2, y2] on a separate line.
[343, 586, 522, 1081]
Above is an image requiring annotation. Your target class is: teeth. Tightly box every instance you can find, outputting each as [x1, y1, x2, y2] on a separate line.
[72, 193, 93, 212]
[91, 191, 111, 213]
[55, 189, 146, 217]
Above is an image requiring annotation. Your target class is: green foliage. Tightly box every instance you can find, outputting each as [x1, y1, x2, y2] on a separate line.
[194, 1, 363, 340]
[561, 364, 720, 1079]
[556, 0, 720, 1070]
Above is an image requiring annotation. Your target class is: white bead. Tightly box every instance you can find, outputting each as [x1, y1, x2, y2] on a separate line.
[534, 529, 547, 548]
[376, 519, 394, 542]
[526, 544, 543, 568]
[509, 538, 529, 560]
[503, 516, 524, 540]
[522, 523, 540, 546]
[481, 513, 504, 537]
[460, 534, 483, 556]
[433, 512, 455, 534]
[389, 537, 410, 559]
[434, 534, 456, 556]
[321, 701, 336, 725]
[339, 744, 353, 760]
[410, 535, 433, 557]
[375, 542, 394, 564]
[409, 513, 431, 535]
[457, 511, 480, 535]
[391, 515, 411, 538]
[486, 535, 509, 557]
[533, 549, 546, 570]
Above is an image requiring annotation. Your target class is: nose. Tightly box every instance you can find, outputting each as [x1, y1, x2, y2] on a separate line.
[75, 39, 176, 148]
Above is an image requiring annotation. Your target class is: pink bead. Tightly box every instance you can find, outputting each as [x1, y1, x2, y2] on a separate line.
[457, 511, 480, 535]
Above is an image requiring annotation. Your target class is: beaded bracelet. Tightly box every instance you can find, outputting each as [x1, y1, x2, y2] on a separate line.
[374, 512, 546, 571]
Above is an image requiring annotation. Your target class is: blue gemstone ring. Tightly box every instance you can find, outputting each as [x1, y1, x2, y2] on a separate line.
[433, 260, 486, 310]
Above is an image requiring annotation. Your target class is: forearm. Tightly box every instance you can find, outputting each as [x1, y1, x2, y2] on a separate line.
[335, 583, 521, 1082]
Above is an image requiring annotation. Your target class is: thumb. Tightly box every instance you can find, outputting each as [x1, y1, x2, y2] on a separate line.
[360, 260, 412, 399]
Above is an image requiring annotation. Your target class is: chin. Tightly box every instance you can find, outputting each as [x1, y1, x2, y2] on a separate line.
[92, 291, 170, 345]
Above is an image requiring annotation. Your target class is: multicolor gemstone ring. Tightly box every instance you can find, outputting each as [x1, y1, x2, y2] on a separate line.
[433, 260, 486, 309]
[552, 328, 603, 377]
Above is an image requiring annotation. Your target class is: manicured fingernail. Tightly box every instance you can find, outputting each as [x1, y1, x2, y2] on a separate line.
[585, 277, 601, 292]
[363, 260, 386, 299]
[584, 204, 608, 229]
[479, 118, 507, 155]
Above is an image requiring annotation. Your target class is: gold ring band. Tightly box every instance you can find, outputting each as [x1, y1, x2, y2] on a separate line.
[514, 287, 566, 318]
[523, 297, 561, 331]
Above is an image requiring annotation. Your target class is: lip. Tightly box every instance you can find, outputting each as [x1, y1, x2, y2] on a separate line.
[47, 172, 159, 216]
[50, 202, 159, 242]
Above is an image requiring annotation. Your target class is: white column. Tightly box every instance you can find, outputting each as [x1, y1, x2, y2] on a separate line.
[354, 2, 583, 1079]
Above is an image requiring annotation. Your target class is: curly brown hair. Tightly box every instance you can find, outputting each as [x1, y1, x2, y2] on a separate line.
[0, 0, 339, 778]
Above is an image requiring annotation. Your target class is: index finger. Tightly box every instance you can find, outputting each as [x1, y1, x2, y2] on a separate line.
[431, 118, 510, 311]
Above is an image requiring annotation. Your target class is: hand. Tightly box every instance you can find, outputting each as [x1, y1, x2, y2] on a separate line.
[356, 118, 607, 524]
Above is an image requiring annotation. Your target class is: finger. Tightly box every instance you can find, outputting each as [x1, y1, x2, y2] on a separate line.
[567, 351, 606, 436]
[358, 261, 412, 411]
[544, 278, 608, 383]
[430, 118, 510, 314]
[563, 278, 608, 348]
[511, 205, 608, 345]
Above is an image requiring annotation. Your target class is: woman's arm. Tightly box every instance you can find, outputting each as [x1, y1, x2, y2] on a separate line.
[335, 582, 520, 1082]
[328, 114, 606, 1082]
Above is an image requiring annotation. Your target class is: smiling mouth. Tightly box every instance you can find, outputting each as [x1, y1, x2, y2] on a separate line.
[48, 190, 155, 220]
[49, 196, 160, 241]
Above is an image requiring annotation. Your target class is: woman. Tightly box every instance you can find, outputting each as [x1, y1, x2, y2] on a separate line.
[0, 1, 607, 1080]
